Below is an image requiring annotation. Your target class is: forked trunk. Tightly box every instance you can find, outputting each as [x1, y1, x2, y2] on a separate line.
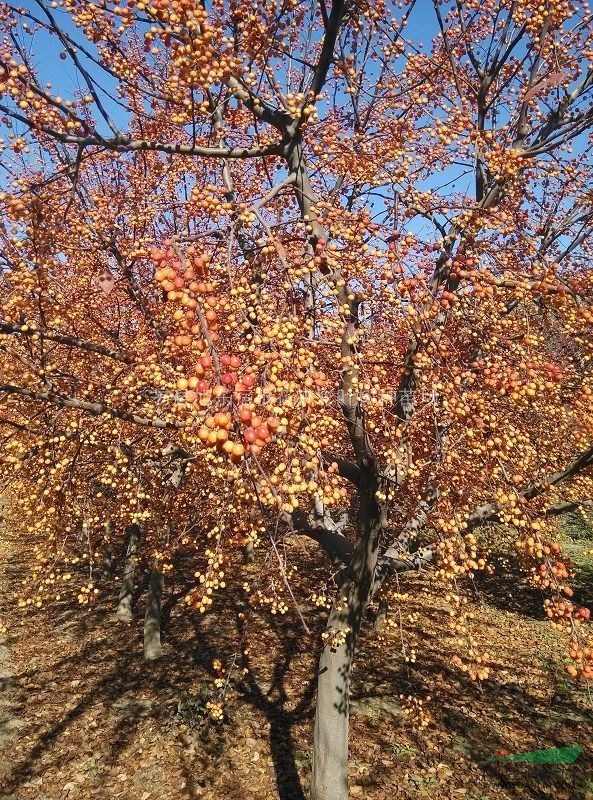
[144, 568, 164, 660]
[311, 489, 382, 800]
[116, 523, 140, 621]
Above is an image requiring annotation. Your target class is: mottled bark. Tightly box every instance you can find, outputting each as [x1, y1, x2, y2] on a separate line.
[311, 483, 381, 800]
[312, 629, 351, 800]
[101, 545, 113, 581]
[143, 568, 164, 660]
[373, 599, 388, 632]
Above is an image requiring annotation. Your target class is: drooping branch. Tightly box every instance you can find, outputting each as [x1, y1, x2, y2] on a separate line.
[544, 500, 593, 516]
[0, 323, 135, 364]
[467, 442, 593, 529]
[0, 383, 182, 430]
[524, 444, 593, 498]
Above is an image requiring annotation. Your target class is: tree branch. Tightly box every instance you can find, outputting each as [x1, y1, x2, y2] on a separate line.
[286, 508, 354, 567]
[309, 0, 350, 99]
[544, 500, 593, 516]
[320, 450, 361, 485]
[0, 384, 182, 430]
[0, 323, 135, 364]
[467, 442, 593, 529]
[0, 104, 285, 159]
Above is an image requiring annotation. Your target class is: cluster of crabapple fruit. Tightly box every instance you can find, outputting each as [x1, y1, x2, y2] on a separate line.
[544, 597, 590, 629]
[545, 598, 593, 680]
[194, 408, 279, 460]
[151, 242, 222, 347]
[176, 353, 259, 401]
[567, 629, 593, 680]
[151, 241, 282, 461]
[151, 243, 212, 300]
[524, 359, 563, 384]
[537, 557, 570, 592]
[399, 694, 432, 732]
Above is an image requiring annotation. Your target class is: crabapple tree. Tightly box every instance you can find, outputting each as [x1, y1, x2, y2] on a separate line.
[0, 0, 593, 798]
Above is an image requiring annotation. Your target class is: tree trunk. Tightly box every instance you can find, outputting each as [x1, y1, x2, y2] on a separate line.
[373, 599, 388, 631]
[143, 567, 164, 660]
[116, 523, 139, 622]
[101, 521, 115, 581]
[312, 623, 352, 800]
[243, 537, 254, 564]
[102, 545, 113, 581]
[311, 485, 382, 800]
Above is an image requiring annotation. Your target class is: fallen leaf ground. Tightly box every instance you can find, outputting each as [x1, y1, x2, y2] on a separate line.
[0, 515, 592, 800]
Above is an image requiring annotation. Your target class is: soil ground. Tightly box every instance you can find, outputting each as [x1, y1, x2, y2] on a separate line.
[0, 512, 592, 800]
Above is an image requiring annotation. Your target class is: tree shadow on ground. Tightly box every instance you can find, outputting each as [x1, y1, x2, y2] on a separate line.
[4, 547, 593, 800]
[4, 575, 318, 800]
[470, 552, 547, 619]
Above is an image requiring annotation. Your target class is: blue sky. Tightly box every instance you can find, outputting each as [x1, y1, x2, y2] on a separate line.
[20, 0, 440, 131]
[7, 0, 591, 248]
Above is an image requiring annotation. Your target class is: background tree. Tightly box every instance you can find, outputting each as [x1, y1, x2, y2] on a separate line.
[0, 1, 592, 798]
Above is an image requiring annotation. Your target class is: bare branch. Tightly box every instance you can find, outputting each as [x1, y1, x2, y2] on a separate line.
[309, 0, 350, 99]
